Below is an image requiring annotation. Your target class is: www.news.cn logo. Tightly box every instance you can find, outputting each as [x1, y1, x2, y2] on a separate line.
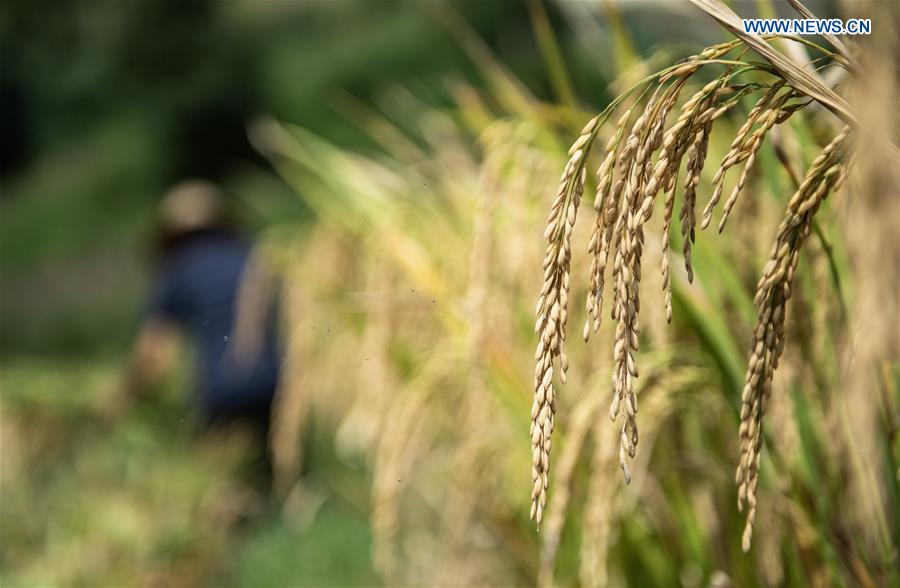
[742, 18, 871, 35]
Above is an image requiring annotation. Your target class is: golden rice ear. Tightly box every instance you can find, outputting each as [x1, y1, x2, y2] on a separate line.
[735, 127, 851, 551]
[531, 132, 595, 527]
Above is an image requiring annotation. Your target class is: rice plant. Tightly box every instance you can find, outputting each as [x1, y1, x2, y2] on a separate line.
[530, 0, 899, 563]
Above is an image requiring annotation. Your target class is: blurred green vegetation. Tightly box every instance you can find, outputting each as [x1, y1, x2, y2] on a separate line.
[1, 2, 576, 584]
[0, 356, 377, 586]
[0, 0, 570, 356]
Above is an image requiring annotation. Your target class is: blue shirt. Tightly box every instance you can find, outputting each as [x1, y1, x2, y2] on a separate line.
[147, 232, 280, 422]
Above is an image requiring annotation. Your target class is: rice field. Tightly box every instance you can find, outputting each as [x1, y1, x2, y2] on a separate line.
[1, 1, 897, 586]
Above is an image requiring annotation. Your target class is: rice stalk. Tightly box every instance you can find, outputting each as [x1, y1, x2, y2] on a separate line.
[578, 412, 618, 588]
[833, 10, 900, 570]
[436, 126, 503, 578]
[577, 359, 699, 587]
[538, 391, 603, 588]
[371, 360, 444, 580]
[335, 256, 396, 458]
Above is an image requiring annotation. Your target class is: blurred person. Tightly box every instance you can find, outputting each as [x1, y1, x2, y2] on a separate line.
[112, 180, 281, 493]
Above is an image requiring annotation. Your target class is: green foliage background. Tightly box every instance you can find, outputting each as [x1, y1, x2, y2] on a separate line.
[0, 2, 566, 584]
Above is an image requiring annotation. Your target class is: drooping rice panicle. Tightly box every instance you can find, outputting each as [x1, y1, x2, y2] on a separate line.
[531, 115, 599, 527]
[717, 89, 800, 232]
[585, 107, 636, 342]
[701, 81, 787, 228]
[736, 126, 851, 551]
[608, 79, 688, 482]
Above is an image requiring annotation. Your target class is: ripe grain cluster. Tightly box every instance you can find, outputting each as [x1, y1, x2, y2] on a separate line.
[531, 38, 853, 548]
